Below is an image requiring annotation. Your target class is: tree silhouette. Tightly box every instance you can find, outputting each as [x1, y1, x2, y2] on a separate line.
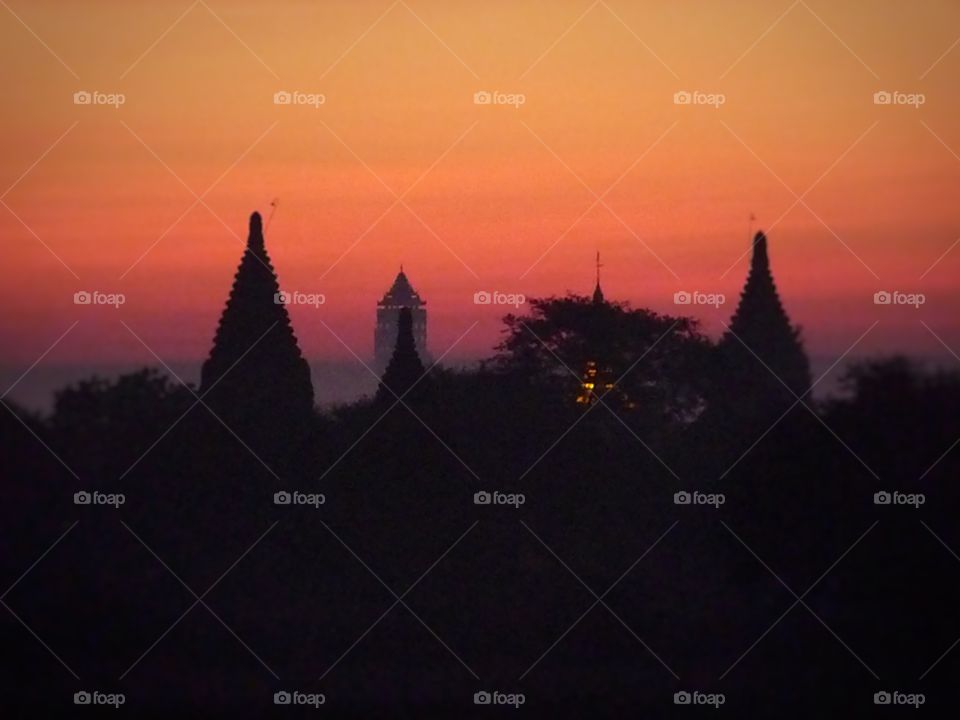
[494, 294, 712, 424]
[46, 368, 195, 480]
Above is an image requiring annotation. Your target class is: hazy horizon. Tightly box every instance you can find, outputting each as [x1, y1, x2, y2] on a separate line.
[5, 349, 958, 415]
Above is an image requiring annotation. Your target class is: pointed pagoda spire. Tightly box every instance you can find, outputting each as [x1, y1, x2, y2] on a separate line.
[721, 230, 811, 398]
[375, 266, 428, 372]
[248, 210, 265, 251]
[592, 251, 604, 304]
[201, 211, 314, 427]
[376, 307, 426, 402]
[380, 266, 424, 307]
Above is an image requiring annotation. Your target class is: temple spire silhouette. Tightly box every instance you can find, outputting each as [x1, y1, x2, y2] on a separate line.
[718, 231, 811, 409]
[375, 266, 428, 371]
[201, 211, 314, 434]
[376, 307, 428, 404]
[592, 251, 604, 304]
[577, 252, 617, 405]
[376, 307, 426, 403]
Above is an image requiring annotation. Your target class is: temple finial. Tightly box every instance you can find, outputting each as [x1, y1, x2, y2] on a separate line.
[248, 211, 264, 250]
[751, 230, 769, 272]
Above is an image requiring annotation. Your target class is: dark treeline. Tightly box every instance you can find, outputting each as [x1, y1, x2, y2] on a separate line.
[2, 215, 959, 718]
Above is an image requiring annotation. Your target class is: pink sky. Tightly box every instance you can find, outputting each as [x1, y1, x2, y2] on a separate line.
[1, 0, 958, 394]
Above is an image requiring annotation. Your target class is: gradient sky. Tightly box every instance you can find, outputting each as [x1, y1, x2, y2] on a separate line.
[1, 0, 959, 395]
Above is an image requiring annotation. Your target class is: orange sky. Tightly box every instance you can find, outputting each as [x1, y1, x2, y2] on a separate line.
[1, 0, 959, 387]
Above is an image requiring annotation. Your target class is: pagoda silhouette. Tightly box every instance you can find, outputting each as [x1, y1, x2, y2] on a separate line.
[376, 306, 428, 403]
[375, 267, 428, 372]
[200, 212, 314, 444]
[577, 252, 617, 405]
[716, 231, 811, 418]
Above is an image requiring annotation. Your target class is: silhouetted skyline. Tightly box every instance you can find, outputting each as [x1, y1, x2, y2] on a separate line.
[2, 5, 959, 714]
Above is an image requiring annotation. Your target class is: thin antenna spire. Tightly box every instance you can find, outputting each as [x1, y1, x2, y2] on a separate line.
[592, 250, 605, 304]
[747, 212, 756, 243]
[265, 198, 279, 231]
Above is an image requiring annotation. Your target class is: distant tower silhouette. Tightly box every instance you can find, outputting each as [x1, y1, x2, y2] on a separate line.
[719, 231, 811, 405]
[592, 250, 605, 304]
[376, 307, 427, 402]
[375, 267, 427, 372]
[201, 212, 314, 431]
[578, 252, 616, 405]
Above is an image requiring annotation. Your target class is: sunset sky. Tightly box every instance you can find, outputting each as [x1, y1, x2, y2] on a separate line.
[1, 0, 959, 406]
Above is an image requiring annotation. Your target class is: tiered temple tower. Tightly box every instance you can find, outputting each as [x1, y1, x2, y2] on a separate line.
[375, 268, 427, 372]
[201, 212, 314, 433]
[717, 231, 811, 414]
[376, 307, 427, 403]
